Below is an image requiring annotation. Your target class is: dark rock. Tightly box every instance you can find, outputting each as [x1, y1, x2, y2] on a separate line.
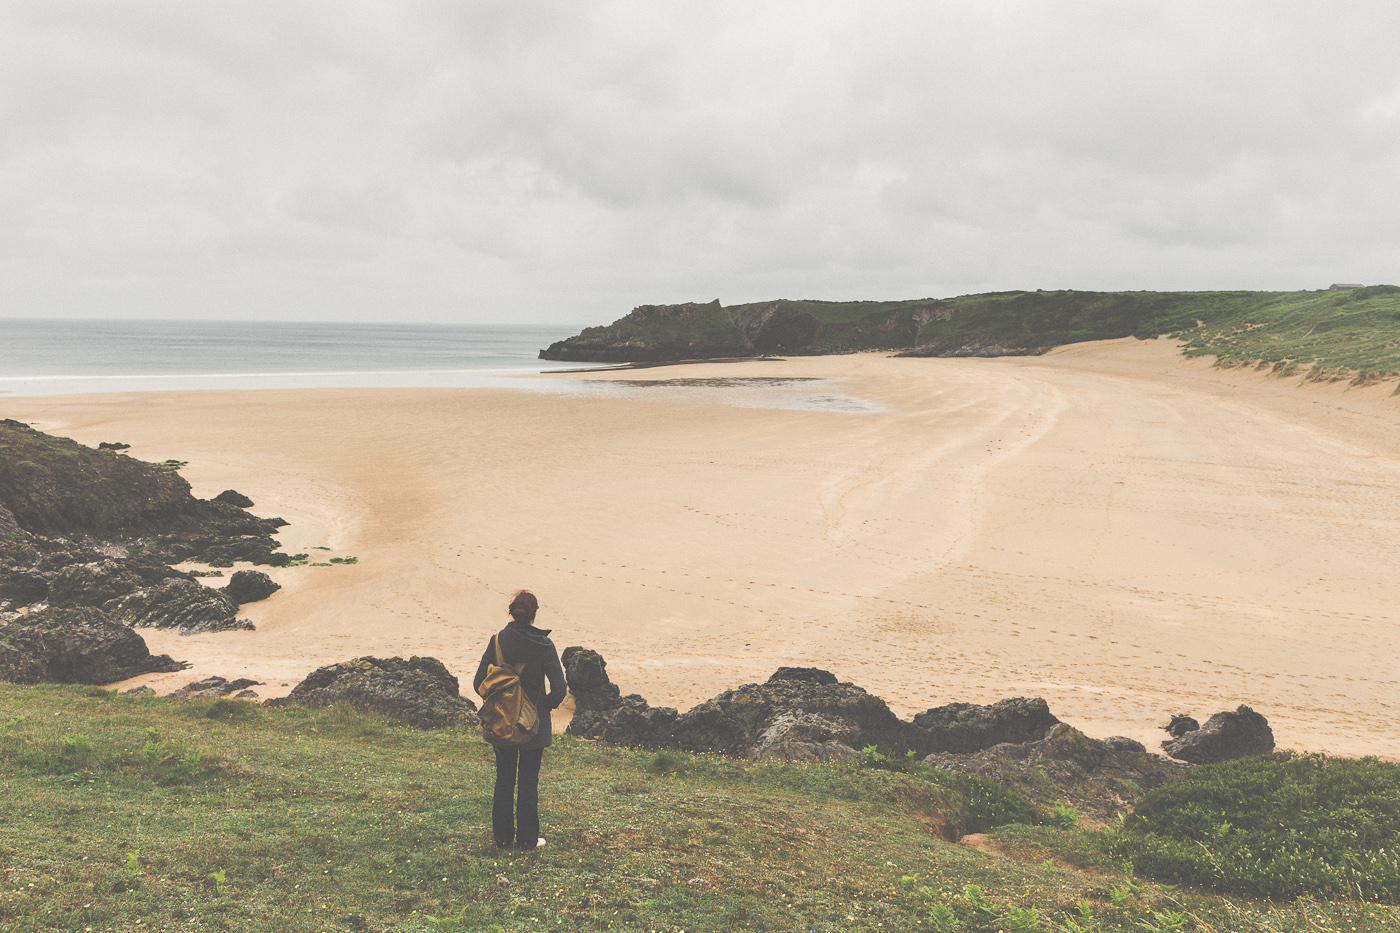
[569, 694, 679, 746]
[122, 685, 155, 696]
[223, 570, 280, 604]
[272, 656, 478, 729]
[562, 652, 930, 760]
[767, 667, 839, 686]
[0, 607, 188, 685]
[103, 578, 250, 633]
[912, 697, 1061, 753]
[668, 674, 919, 760]
[924, 723, 1192, 823]
[0, 504, 40, 565]
[98, 442, 131, 451]
[189, 570, 224, 578]
[234, 689, 258, 699]
[0, 420, 295, 570]
[1163, 714, 1199, 738]
[168, 676, 262, 700]
[47, 560, 146, 608]
[214, 490, 254, 508]
[0, 569, 49, 606]
[1161, 705, 1274, 764]
[197, 536, 281, 567]
[561, 646, 622, 711]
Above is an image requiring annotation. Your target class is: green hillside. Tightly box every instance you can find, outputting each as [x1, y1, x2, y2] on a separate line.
[540, 287, 1400, 375]
[3, 684, 1399, 932]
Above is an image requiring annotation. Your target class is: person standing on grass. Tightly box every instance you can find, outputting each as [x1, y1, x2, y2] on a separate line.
[473, 589, 568, 850]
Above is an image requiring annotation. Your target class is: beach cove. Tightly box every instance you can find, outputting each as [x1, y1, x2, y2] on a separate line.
[5, 338, 1399, 758]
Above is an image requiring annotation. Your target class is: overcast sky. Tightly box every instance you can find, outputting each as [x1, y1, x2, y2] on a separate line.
[3, 1, 1398, 324]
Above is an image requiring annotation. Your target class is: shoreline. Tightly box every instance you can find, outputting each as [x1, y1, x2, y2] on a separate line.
[6, 339, 1400, 758]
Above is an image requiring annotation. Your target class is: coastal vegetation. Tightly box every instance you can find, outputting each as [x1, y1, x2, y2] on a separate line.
[3, 684, 1399, 932]
[540, 286, 1400, 380]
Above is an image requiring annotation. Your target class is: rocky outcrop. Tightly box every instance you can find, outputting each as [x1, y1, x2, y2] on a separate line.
[669, 671, 917, 761]
[46, 557, 189, 609]
[104, 578, 250, 633]
[168, 676, 262, 700]
[214, 490, 254, 508]
[0, 607, 188, 685]
[0, 420, 303, 623]
[561, 646, 622, 711]
[563, 650, 926, 760]
[562, 648, 1070, 763]
[925, 724, 1192, 823]
[768, 667, 839, 685]
[1163, 714, 1199, 738]
[270, 656, 478, 729]
[912, 698, 1061, 753]
[222, 570, 280, 605]
[562, 646, 677, 745]
[1161, 705, 1274, 763]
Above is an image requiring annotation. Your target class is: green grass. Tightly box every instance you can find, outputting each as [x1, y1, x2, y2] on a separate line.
[1175, 284, 1400, 376]
[2, 684, 1398, 932]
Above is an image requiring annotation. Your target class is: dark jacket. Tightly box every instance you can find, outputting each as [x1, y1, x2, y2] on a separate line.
[473, 623, 568, 750]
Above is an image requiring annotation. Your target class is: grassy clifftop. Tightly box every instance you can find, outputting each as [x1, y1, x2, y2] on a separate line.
[540, 287, 1400, 376]
[3, 684, 1399, 932]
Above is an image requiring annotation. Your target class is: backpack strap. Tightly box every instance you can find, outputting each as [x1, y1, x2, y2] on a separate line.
[493, 633, 505, 666]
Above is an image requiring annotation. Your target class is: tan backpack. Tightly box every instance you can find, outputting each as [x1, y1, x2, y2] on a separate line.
[475, 634, 540, 747]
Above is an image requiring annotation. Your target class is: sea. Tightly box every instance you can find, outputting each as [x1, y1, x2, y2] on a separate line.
[0, 319, 879, 412]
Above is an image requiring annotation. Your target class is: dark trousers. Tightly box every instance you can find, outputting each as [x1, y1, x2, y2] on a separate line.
[492, 747, 543, 849]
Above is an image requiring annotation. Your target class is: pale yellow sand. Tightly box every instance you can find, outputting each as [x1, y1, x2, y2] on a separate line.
[7, 339, 1400, 757]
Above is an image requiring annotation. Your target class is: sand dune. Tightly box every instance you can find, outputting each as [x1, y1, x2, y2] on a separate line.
[7, 338, 1400, 757]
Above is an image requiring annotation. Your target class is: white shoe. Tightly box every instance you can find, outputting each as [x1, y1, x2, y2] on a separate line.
[535, 838, 546, 849]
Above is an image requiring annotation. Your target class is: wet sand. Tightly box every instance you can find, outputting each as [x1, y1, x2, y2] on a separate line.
[6, 338, 1400, 757]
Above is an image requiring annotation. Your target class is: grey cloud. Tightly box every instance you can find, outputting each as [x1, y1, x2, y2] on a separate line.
[1, 0, 1399, 322]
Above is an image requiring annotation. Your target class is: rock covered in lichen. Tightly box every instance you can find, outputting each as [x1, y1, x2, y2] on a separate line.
[0, 606, 188, 685]
[272, 656, 477, 729]
[104, 578, 250, 633]
[1162, 705, 1274, 764]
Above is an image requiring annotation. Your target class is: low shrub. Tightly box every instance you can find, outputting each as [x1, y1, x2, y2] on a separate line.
[1113, 753, 1400, 901]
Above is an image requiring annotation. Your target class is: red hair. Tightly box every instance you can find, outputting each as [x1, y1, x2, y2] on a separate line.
[508, 590, 538, 625]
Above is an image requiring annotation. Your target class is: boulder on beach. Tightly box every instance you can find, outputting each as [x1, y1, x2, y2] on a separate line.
[562, 646, 677, 745]
[1163, 714, 1200, 738]
[222, 569, 280, 605]
[912, 697, 1062, 754]
[561, 646, 622, 711]
[669, 671, 915, 760]
[0, 606, 188, 685]
[214, 489, 255, 508]
[271, 656, 477, 729]
[1161, 705, 1275, 764]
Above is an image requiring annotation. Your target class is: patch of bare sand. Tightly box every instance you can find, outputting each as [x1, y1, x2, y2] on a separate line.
[6, 341, 1400, 757]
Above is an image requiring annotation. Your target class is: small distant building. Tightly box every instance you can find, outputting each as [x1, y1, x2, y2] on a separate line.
[1329, 283, 1365, 290]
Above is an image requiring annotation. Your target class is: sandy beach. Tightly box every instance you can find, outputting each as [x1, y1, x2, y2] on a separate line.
[5, 339, 1400, 758]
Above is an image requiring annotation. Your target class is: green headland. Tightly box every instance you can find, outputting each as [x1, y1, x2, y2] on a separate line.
[541, 286, 1400, 383]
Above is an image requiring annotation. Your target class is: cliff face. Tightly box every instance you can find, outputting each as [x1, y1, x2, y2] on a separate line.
[538, 290, 1219, 363]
